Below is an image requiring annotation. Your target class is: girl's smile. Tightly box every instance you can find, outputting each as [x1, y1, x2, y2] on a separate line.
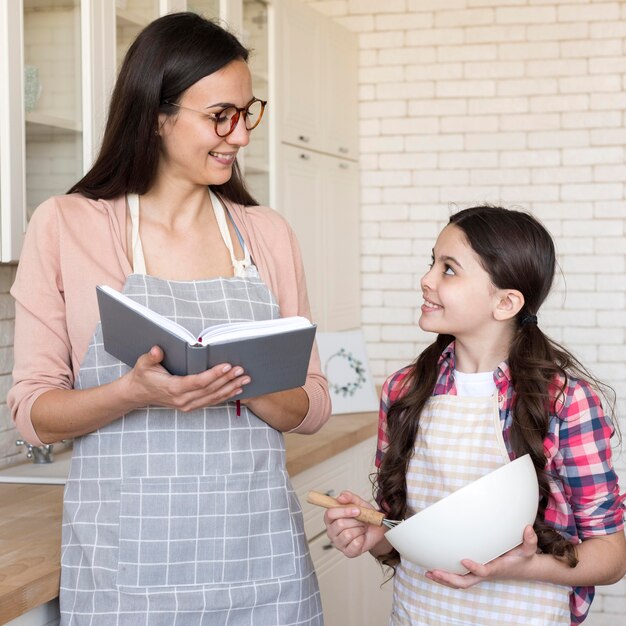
[421, 297, 443, 312]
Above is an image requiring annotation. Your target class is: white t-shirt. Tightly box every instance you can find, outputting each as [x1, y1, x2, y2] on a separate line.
[453, 369, 496, 397]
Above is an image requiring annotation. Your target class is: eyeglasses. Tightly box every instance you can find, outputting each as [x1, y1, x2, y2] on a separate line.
[163, 98, 267, 138]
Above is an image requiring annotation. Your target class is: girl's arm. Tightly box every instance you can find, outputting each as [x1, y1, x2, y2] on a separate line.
[427, 524, 626, 589]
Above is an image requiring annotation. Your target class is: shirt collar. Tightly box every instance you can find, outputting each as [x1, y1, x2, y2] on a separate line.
[438, 340, 511, 390]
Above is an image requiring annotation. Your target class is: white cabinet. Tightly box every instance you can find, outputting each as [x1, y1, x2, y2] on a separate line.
[309, 531, 362, 626]
[0, 0, 85, 262]
[272, 0, 358, 160]
[272, 0, 324, 154]
[291, 437, 394, 626]
[322, 18, 359, 161]
[244, 0, 361, 331]
[277, 144, 360, 330]
[0, 0, 226, 263]
[241, 0, 270, 206]
[1, 0, 361, 332]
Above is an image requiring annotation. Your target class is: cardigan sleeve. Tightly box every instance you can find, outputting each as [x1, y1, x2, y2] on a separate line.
[7, 195, 128, 446]
[7, 199, 74, 445]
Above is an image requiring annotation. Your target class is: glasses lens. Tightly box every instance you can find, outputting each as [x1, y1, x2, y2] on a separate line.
[244, 100, 264, 131]
[215, 106, 239, 137]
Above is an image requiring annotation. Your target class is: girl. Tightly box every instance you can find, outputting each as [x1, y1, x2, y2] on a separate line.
[324, 206, 625, 625]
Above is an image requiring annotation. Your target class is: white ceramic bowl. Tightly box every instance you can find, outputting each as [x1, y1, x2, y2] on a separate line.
[385, 454, 538, 574]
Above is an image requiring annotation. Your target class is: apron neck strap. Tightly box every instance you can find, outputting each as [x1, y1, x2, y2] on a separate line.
[127, 193, 147, 275]
[208, 190, 252, 278]
[126, 191, 252, 278]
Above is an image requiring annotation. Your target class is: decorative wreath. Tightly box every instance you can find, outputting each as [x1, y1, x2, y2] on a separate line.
[324, 348, 367, 397]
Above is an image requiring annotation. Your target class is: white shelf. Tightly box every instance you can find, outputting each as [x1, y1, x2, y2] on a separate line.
[116, 9, 150, 28]
[25, 111, 81, 132]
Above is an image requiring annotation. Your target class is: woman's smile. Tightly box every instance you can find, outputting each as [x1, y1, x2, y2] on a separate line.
[208, 150, 238, 165]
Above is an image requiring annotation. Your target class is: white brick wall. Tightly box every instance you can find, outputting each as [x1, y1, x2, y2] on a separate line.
[307, 1, 625, 623]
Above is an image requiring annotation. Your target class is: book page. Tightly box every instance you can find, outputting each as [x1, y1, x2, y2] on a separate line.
[98, 285, 197, 345]
[199, 316, 312, 344]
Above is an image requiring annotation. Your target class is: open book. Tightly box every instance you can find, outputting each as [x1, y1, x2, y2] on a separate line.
[96, 285, 317, 399]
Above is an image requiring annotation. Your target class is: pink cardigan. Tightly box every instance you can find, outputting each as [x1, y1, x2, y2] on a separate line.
[8, 194, 331, 445]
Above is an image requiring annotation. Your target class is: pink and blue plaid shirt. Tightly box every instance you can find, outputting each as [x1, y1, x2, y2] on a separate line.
[376, 342, 625, 625]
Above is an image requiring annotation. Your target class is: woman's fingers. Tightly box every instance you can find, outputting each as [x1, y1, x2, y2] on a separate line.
[131, 350, 252, 409]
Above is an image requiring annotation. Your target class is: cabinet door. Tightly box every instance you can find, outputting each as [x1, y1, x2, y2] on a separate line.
[272, 0, 357, 160]
[0, 0, 214, 262]
[351, 438, 394, 625]
[241, 0, 270, 206]
[0, 0, 86, 262]
[290, 436, 393, 625]
[272, 0, 323, 153]
[24, 0, 84, 213]
[322, 19, 359, 160]
[276, 144, 325, 326]
[276, 145, 361, 331]
[115, 1, 162, 66]
[322, 156, 361, 331]
[0, 1, 26, 262]
[309, 532, 359, 626]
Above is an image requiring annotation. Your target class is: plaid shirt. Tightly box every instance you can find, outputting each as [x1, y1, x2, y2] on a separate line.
[376, 342, 625, 625]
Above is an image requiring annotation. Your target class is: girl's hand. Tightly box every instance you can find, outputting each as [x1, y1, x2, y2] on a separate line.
[124, 346, 249, 411]
[324, 491, 389, 558]
[425, 524, 538, 589]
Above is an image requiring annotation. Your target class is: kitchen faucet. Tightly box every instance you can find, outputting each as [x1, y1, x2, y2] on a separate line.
[16, 439, 55, 463]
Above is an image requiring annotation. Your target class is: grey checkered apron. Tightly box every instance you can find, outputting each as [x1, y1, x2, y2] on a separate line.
[59, 199, 323, 625]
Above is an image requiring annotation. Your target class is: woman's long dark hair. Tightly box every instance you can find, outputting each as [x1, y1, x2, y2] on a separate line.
[68, 12, 257, 206]
[376, 205, 617, 570]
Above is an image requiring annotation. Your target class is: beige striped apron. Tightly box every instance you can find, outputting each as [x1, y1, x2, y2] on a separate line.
[390, 394, 571, 626]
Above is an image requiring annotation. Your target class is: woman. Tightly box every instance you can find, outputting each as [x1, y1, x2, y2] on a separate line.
[8, 12, 330, 625]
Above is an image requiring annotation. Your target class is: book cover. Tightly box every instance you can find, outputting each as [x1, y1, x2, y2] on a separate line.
[96, 286, 316, 399]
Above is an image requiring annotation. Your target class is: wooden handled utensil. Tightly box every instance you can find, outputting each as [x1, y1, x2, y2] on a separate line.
[306, 490, 402, 528]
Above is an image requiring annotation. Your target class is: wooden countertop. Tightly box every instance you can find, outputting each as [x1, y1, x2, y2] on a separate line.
[0, 410, 377, 623]
[0, 483, 64, 623]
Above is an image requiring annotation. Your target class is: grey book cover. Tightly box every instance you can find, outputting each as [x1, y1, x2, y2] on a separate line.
[96, 286, 316, 399]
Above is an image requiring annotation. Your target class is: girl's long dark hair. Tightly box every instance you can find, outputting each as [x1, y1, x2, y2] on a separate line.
[377, 205, 616, 570]
[68, 12, 257, 206]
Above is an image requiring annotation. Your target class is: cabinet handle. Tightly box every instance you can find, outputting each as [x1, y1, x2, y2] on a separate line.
[338, 163, 349, 170]
[322, 543, 334, 551]
[338, 147, 349, 154]
[299, 153, 311, 161]
[298, 135, 310, 143]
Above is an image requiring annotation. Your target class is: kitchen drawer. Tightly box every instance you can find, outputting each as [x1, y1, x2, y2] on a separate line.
[291, 454, 352, 541]
[290, 436, 378, 541]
